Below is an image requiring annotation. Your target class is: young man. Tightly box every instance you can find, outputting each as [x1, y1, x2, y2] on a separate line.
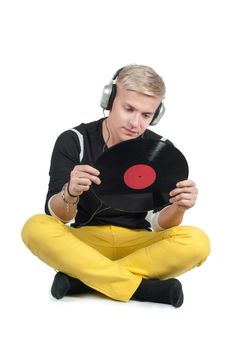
[21, 64, 210, 308]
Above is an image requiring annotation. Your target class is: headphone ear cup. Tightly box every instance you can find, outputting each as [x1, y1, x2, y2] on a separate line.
[150, 102, 165, 125]
[100, 82, 113, 110]
[100, 67, 124, 111]
[106, 84, 116, 110]
[100, 82, 116, 110]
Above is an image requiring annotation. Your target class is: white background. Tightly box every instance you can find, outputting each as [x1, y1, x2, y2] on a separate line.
[0, 0, 231, 349]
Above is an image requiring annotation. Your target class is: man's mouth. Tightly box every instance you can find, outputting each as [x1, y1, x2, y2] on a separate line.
[123, 127, 138, 136]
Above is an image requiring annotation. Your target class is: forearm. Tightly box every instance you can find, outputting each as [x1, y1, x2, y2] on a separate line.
[157, 203, 186, 229]
[49, 184, 78, 222]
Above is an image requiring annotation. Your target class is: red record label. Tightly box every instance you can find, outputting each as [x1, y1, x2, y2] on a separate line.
[123, 164, 157, 190]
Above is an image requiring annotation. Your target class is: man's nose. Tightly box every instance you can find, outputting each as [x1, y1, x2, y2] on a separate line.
[129, 113, 140, 128]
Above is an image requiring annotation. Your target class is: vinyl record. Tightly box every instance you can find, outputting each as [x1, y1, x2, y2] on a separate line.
[92, 137, 189, 212]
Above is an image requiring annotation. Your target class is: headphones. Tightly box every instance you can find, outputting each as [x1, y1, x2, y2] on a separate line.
[100, 67, 165, 125]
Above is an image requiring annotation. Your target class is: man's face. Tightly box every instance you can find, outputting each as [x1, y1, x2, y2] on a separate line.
[108, 85, 162, 145]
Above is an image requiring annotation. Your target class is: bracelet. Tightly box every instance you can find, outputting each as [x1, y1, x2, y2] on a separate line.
[61, 184, 79, 213]
[67, 181, 79, 198]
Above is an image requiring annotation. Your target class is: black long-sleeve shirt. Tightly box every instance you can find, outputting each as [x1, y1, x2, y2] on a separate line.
[45, 117, 170, 230]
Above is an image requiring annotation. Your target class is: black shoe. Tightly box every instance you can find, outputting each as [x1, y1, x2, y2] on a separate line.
[51, 272, 93, 300]
[133, 278, 184, 308]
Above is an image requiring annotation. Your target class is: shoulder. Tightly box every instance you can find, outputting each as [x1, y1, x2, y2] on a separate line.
[55, 118, 102, 146]
[72, 118, 103, 135]
[53, 118, 104, 160]
[54, 129, 81, 150]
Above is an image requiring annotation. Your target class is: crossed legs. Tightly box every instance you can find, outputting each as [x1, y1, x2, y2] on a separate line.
[21, 214, 210, 303]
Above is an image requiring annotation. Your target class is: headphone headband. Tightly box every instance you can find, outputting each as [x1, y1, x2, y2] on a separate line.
[112, 67, 124, 80]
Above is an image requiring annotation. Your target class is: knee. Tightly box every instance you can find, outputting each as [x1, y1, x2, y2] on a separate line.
[21, 214, 53, 248]
[184, 226, 210, 264]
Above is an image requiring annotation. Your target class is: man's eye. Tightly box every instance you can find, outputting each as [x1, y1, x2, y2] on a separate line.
[125, 106, 133, 112]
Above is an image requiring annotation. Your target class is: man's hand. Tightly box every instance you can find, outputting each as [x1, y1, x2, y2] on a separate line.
[69, 165, 101, 196]
[169, 180, 198, 209]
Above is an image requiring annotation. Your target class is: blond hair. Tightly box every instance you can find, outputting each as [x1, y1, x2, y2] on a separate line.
[117, 64, 166, 98]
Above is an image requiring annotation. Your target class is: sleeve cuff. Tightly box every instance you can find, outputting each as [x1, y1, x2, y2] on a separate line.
[48, 195, 72, 224]
[150, 205, 171, 232]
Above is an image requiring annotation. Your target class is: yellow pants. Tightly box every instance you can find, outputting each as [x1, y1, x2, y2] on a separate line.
[21, 214, 210, 302]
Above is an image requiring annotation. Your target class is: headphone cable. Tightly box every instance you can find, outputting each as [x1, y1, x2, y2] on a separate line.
[102, 117, 111, 152]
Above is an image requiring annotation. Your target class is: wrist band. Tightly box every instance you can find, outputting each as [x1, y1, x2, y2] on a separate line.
[61, 184, 79, 213]
[67, 181, 79, 198]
